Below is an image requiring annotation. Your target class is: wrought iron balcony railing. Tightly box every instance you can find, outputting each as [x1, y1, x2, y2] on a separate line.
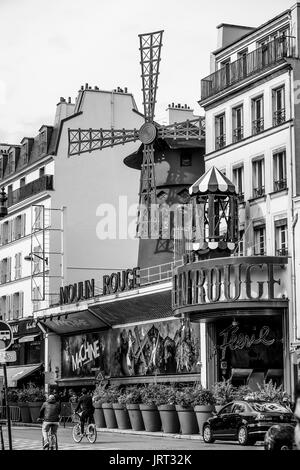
[253, 186, 265, 198]
[201, 36, 295, 101]
[7, 174, 53, 207]
[276, 247, 288, 256]
[215, 134, 226, 150]
[237, 192, 244, 203]
[233, 126, 244, 142]
[252, 118, 264, 135]
[273, 108, 286, 126]
[273, 178, 287, 192]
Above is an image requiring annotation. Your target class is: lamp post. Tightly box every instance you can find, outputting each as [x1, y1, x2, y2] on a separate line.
[0, 187, 8, 219]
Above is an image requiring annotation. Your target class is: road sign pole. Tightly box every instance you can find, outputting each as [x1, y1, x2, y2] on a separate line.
[2, 363, 12, 450]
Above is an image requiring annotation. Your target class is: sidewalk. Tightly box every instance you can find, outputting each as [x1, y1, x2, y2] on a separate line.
[10, 422, 204, 440]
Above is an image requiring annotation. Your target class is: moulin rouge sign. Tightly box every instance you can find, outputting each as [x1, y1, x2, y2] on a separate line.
[59, 267, 140, 305]
[173, 256, 288, 311]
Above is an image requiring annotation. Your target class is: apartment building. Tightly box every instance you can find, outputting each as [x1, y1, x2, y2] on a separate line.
[194, 3, 300, 392]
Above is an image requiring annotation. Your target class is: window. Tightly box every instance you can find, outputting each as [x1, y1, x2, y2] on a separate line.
[0, 296, 7, 321]
[0, 257, 12, 283]
[275, 219, 288, 255]
[33, 206, 43, 231]
[254, 225, 265, 255]
[15, 253, 22, 280]
[233, 165, 244, 201]
[252, 96, 264, 135]
[7, 151, 15, 174]
[237, 49, 248, 78]
[1, 221, 9, 245]
[220, 404, 233, 415]
[32, 286, 41, 312]
[39, 131, 47, 156]
[220, 59, 231, 86]
[0, 157, 3, 179]
[232, 106, 243, 142]
[215, 113, 226, 149]
[238, 229, 245, 256]
[39, 167, 45, 178]
[7, 184, 13, 205]
[12, 292, 23, 320]
[273, 150, 287, 191]
[20, 142, 28, 165]
[272, 86, 285, 126]
[20, 177, 26, 188]
[180, 151, 192, 167]
[252, 158, 265, 197]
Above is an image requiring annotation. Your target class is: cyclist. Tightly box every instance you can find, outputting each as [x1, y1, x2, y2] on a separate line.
[75, 388, 94, 435]
[39, 394, 61, 449]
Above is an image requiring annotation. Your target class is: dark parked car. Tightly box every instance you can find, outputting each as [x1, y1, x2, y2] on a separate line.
[202, 401, 296, 446]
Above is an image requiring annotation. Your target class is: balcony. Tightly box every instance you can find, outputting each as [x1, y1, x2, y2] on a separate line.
[253, 186, 265, 198]
[273, 179, 287, 192]
[276, 247, 288, 256]
[201, 36, 295, 101]
[215, 134, 226, 150]
[7, 175, 53, 207]
[233, 127, 244, 143]
[273, 108, 286, 126]
[252, 118, 264, 135]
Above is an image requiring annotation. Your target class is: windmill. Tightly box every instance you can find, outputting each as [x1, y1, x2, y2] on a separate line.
[68, 30, 205, 241]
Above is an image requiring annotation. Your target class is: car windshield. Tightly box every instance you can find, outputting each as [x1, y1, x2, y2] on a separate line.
[250, 402, 290, 413]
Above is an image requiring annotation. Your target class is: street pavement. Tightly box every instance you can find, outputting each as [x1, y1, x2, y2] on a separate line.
[1, 425, 264, 451]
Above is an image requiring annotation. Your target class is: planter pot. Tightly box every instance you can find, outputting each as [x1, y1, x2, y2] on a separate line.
[175, 405, 198, 434]
[28, 401, 44, 423]
[139, 404, 161, 432]
[158, 405, 180, 434]
[113, 404, 131, 429]
[18, 402, 32, 423]
[126, 404, 145, 431]
[194, 405, 215, 435]
[93, 402, 106, 428]
[102, 403, 117, 429]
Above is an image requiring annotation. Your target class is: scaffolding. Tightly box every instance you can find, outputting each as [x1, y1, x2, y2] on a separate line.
[30, 205, 64, 306]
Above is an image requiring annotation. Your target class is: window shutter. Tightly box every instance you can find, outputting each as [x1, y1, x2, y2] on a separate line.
[6, 296, 10, 321]
[7, 257, 11, 282]
[9, 294, 14, 320]
[19, 253, 22, 278]
[15, 253, 18, 279]
[11, 218, 16, 241]
[7, 221, 12, 242]
[0, 260, 3, 284]
[19, 291, 24, 318]
[21, 214, 26, 237]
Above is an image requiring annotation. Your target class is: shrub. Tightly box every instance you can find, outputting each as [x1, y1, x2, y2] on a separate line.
[103, 386, 120, 404]
[17, 384, 45, 402]
[233, 385, 252, 401]
[192, 386, 215, 407]
[175, 387, 194, 408]
[7, 390, 18, 403]
[244, 380, 290, 403]
[93, 384, 109, 405]
[154, 384, 177, 406]
[211, 379, 236, 406]
[120, 386, 142, 405]
[140, 384, 163, 406]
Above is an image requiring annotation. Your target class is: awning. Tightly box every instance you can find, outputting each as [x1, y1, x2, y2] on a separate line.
[189, 166, 236, 195]
[0, 363, 43, 387]
[57, 377, 95, 387]
[18, 334, 40, 343]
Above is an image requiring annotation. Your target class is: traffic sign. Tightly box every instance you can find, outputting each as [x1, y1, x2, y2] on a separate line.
[0, 350, 16, 363]
[0, 321, 13, 351]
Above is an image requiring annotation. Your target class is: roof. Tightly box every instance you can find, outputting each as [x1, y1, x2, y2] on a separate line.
[189, 166, 236, 195]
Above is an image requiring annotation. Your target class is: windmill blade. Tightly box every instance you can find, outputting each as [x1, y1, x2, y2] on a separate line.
[157, 117, 205, 141]
[68, 128, 140, 157]
[139, 30, 164, 123]
[136, 144, 159, 239]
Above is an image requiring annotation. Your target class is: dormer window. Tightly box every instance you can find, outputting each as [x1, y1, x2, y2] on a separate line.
[20, 141, 29, 165]
[7, 151, 15, 174]
[39, 130, 47, 156]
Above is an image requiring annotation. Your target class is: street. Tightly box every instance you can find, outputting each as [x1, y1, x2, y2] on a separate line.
[1, 425, 264, 451]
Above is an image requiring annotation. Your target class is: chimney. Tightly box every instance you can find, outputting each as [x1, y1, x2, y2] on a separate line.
[124, 87, 128, 93]
[54, 95, 75, 126]
[216, 23, 255, 49]
[166, 102, 196, 124]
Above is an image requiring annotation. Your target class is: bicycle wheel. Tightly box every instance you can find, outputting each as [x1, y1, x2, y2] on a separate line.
[72, 423, 83, 443]
[49, 433, 58, 450]
[86, 424, 97, 444]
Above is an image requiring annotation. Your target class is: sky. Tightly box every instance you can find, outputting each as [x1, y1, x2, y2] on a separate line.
[0, 0, 293, 143]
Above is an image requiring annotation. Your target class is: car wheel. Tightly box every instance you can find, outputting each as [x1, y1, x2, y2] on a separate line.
[203, 425, 215, 443]
[238, 425, 250, 446]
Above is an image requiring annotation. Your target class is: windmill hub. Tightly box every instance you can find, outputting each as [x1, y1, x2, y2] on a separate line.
[138, 122, 157, 145]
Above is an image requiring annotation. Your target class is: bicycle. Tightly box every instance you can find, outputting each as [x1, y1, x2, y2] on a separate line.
[37, 419, 58, 450]
[72, 412, 97, 444]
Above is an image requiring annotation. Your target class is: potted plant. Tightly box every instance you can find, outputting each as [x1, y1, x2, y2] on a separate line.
[139, 384, 162, 432]
[175, 387, 198, 434]
[211, 379, 236, 413]
[192, 385, 215, 435]
[102, 386, 119, 429]
[156, 384, 180, 434]
[245, 380, 290, 404]
[17, 388, 32, 423]
[92, 384, 107, 428]
[113, 390, 131, 430]
[27, 384, 45, 423]
[124, 386, 145, 431]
